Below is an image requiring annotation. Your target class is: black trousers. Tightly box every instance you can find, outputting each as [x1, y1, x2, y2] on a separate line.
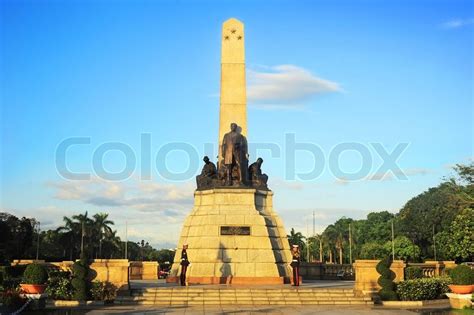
[180, 265, 187, 286]
[292, 265, 300, 286]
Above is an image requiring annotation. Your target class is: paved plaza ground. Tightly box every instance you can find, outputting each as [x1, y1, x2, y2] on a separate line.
[42, 305, 452, 315]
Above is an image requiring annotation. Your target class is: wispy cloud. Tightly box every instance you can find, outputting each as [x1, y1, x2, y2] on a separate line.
[441, 18, 474, 29]
[331, 168, 433, 185]
[47, 177, 193, 213]
[247, 65, 342, 110]
[367, 168, 432, 181]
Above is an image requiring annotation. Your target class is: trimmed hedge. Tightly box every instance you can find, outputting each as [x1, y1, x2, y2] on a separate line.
[376, 256, 398, 301]
[72, 257, 90, 300]
[22, 263, 48, 285]
[397, 277, 451, 301]
[448, 265, 474, 285]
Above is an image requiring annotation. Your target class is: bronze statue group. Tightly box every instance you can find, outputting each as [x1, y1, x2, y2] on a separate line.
[196, 123, 268, 190]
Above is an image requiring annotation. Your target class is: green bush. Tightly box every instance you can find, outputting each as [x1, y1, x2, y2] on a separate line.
[0, 288, 26, 308]
[0, 265, 27, 289]
[405, 266, 423, 280]
[21, 263, 48, 285]
[397, 277, 451, 301]
[90, 281, 117, 301]
[45, 270, 73, 300]
[71, 257, 90, 300]
[376, 256, 398, 301]
[448, 265, 474, 285]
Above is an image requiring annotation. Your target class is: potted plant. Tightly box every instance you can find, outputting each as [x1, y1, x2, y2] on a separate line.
[20, 263, 48, 294]
[448, 265, 474, 294]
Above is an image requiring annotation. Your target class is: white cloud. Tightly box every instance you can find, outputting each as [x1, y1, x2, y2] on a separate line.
[247, 65, 342, 110]
[47, 176, 193, 213]
[367, 168, 432, 181]
[441, 18, 474, 29]
[272, 177, 305, 190]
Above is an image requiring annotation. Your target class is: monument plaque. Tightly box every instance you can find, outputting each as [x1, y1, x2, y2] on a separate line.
[220, 226, 251, 236]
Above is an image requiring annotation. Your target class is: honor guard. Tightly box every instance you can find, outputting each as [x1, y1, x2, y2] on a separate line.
[180, 244, 190, 286]
[290, 244, 301, 286]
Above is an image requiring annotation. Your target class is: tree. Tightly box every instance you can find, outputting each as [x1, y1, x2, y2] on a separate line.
[446, 208, 474, 261]
[398, 182, 470, 257]
[360, 242, 389, 259]
[0, 213, 35, 263]
[287, 228, 306, 260]
[355, 211, 394, 245]
[92, 213, 114, 258]
[383, 236, 421, 262]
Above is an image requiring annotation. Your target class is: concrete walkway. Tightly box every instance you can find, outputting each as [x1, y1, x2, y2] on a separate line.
[130, 279, 354, 290]
[64, 305, 431, 314]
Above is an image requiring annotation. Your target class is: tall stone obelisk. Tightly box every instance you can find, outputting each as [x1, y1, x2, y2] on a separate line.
[218, 18, 247, 164]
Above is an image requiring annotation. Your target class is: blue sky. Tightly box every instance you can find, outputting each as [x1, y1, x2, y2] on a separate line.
[1, 0, 472, 248]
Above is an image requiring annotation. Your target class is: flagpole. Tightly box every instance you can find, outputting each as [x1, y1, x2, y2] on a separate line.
[125, 221, 128, 260]
[391, 220, 395, 260]
[349, 223, 352, 264]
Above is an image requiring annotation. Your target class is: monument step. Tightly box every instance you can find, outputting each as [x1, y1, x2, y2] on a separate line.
[115, 300, 373, 306]
[115, 287, 373, 306]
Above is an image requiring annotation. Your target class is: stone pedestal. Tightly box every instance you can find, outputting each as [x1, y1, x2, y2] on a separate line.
[168, 188, 292, 284]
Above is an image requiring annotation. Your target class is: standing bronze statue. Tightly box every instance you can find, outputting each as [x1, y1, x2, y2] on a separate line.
[220, 123, 248, 186]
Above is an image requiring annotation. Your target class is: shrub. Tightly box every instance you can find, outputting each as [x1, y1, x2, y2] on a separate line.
[71, 256, 91, 300]
[448, 265, 474, 285]
[397, 277, 451, 301]
[376, 256, 398, 301]
[1, 265, 27, 289]
[45, 270, 73, 300]
[0, 288, 26, 308]
[21, 263, 48, 285]
[90, 281, 117, 301]
[405, 266, 423, 280]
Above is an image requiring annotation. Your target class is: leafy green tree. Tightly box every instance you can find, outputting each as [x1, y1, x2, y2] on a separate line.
[0, 213, 35, 263]
[398, 182, 470, 258]
[446, 208, 474, 261]
[355, 211, 394, 245]
[383, 236, 421, 262]
[360, 242, 389, 259]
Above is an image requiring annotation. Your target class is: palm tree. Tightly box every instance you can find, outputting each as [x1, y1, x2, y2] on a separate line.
[287, 228, 306, 257]
[313, 233, 324, 262]
[102, 229, 121, 258]
[57, 216, 80, 260]
[93, 213, 114, 258]
[71, 211, 93, 258]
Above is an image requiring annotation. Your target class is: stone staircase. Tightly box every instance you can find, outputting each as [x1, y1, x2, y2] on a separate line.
[115, 288, 373, 306]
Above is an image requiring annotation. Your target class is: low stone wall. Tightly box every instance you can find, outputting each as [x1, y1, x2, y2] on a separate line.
[130, 261, 159, 280]
[90, 259, 130, 290]
[407, 261, 456, 277]
[12, 259, 131, 291]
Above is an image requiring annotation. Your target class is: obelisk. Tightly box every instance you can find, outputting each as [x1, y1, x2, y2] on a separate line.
[218, 18, 247, 165]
